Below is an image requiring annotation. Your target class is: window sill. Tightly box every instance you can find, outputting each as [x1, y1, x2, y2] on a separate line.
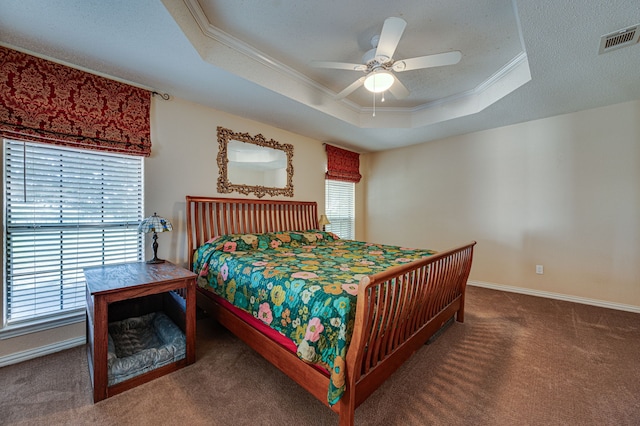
[0, 310, 85, 340]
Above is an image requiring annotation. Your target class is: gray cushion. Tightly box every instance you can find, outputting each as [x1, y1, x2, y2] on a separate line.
[107, 312, 186, 386]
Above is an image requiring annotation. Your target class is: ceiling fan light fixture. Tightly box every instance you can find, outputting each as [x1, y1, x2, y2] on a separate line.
[364, 70, 394, 93]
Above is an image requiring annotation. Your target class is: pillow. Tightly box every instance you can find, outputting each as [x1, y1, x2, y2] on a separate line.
[207, 230, 340, 253]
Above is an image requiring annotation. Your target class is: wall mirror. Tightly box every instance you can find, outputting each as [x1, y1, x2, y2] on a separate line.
[217, 126, 294, 198]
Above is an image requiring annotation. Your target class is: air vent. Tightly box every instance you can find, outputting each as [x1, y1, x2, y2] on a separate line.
[599, 25, 639, 54]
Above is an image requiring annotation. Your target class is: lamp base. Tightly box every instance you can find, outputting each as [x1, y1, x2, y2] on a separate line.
[146, 232, 165, 264]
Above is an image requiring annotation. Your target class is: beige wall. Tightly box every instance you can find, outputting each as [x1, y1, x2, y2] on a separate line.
[0, 95, 336, 361]
[145, 96, 331, 267]
[365, 100, 640, 308]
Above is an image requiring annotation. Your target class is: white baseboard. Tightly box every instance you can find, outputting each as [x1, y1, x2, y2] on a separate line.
[468, 280, 640, 313]
[0, 336, 86, 368]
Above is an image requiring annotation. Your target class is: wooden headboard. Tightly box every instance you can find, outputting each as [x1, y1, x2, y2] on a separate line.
[186, 196, 319, 266]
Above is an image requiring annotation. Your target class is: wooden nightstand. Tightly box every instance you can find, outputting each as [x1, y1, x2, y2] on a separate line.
[84, 261, 196, 403]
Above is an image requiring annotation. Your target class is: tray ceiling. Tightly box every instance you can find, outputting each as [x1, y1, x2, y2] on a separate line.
[1, 0, 639, 151]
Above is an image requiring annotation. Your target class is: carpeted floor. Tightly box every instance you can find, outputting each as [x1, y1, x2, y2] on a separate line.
[1, 286, 639, 425]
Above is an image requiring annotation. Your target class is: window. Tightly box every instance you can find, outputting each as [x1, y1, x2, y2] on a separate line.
[3, 140, 143, 328]
[325, 179, 355, 240]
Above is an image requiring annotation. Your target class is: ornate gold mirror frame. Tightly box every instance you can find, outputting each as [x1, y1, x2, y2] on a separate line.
[217, 126, 294, 198]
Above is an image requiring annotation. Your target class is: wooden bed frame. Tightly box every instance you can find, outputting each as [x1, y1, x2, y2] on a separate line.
[186, 196, 476, 425]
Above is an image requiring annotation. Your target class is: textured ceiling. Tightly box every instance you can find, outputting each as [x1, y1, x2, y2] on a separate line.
[0, 0, 639, 152]
[172, 0, 530, 131]
[194, 0, 523, 107]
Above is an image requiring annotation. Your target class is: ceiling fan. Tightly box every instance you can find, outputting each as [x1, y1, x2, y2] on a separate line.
[311, 17, 462, 100]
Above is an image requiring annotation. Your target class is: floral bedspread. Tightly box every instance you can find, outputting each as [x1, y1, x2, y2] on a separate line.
[192, 230, 436, 405]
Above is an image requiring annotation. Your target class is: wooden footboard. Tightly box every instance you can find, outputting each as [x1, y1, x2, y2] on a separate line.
[337, 241, 476, 424]
[186, 196, 475, 426]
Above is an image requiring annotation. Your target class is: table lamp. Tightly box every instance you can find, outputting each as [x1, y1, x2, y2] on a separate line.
[138, 213, 173, 264]
[318, 214, 331, 231]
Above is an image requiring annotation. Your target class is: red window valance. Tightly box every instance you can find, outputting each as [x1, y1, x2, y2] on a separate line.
[325, 144, 362, 183]
[0, 46, 151, 157]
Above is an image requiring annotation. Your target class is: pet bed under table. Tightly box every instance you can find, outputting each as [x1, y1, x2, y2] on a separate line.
[107, 311, 186, 386]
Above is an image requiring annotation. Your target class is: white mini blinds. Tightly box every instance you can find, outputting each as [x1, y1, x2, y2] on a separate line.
[325, 179, 355, 240]
[3, 140, 143, 325]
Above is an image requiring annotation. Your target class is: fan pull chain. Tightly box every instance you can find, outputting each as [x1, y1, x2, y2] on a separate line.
[372, 91, 376, 117]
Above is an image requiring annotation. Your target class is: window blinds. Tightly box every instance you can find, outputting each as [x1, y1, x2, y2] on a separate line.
[325, 179, 355, 240]
[3, 140, 143, 325]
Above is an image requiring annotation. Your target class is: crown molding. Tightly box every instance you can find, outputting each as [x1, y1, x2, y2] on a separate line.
[181, 0, 531, 128]
[184, 0, 333, 99]
[415, 52, 529, 112]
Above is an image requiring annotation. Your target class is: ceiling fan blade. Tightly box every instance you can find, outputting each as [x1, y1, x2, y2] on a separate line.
[375, 17, 407, 62]
[388, 75, 410, 99]
[335, 76, 366, 99]
[311, 61, 367, 71]
[393, 51, 462, 72]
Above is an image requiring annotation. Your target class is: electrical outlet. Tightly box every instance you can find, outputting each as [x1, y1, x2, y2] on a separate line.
[536, 265, 544, 274]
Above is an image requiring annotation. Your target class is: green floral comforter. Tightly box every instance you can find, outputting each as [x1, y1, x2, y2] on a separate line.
[192, 230, 435, 405]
